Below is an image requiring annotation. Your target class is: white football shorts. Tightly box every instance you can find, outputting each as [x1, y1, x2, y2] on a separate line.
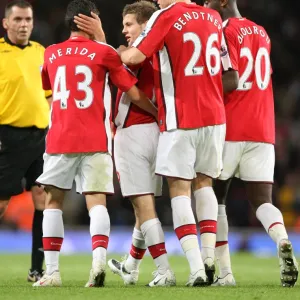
[219, 141, 275, 182]
[155, 124, 226, 180]
[114, 122, 162, 197]
[37, 152, 114, 194]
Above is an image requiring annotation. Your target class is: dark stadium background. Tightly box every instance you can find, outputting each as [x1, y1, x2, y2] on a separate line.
[1, 0, 300, 235]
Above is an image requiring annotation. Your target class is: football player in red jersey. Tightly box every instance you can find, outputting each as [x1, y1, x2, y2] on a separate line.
[109, 1, 175, 287]
[120, 0, 233, 286]
[205, 0, 298, 287]
[33, 0, 157, 288]
[74, 1, 175, 287]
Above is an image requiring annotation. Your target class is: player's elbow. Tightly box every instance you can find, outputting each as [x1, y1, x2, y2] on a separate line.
[122, 55, 139, 66]
[121, 49, 145, 66]
[223, 69, 239, 94]
[120, 52, 132, 65]
[127, 56, 139, 66]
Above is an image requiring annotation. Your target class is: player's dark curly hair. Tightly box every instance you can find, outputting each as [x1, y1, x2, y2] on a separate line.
[123, 1, 157, 25]
[65, 0, 99, 32]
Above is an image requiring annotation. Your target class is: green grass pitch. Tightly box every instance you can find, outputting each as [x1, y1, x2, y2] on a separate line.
[0, 253, 299, 300]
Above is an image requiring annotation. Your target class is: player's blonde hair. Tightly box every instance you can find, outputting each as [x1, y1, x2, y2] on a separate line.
[122, 1, 157, 25]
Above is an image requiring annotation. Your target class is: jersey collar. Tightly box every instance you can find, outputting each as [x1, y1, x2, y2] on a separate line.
[68, 36, 90, 42]
[4, 34, 32, 49]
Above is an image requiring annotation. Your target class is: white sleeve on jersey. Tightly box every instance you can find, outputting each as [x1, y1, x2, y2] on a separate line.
[220, 32, 233, 71]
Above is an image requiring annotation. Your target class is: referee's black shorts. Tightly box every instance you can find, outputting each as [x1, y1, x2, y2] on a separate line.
[0, 125, 47, 199]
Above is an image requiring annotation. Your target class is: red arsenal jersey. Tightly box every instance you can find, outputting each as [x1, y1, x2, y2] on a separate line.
[42, 37, 137, 154]
[114, 59, 156, 129]
[133, 2, 232, 132]
[223, 18, 275, 144]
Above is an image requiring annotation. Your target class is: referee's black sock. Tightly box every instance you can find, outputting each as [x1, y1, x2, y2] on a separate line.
[31, 209, 44, 272]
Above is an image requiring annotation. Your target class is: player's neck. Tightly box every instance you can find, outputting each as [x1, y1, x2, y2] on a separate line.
[223, 8, 242, 21]
[174, 0, 192, 4]
[6, 31, 29, 46]
[70, 31, 91, 40]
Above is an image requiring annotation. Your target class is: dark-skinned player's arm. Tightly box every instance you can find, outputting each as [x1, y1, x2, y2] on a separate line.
[223, 70, 239, 94]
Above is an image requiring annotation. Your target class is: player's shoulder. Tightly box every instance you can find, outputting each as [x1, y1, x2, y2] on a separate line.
[43, 42, 60, 55]
[200, 5, 221, 18]
[29, 40, 46, 52]
[222, 18, 245, 37]
[0, 37, 5, 50]
[223, 17, 238, 30]
[224, 17, 265, 31]
[167, 2, 220, 19]
[91, 41, 121, 59]
[221, 18, 242, 44]
[146, 2, 177, 25]
[243, 18, 269, 34]
[224, 17, 270, 42]
[93, 41, 118, 52]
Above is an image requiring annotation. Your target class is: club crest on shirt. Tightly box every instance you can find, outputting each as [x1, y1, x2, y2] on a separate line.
[140, 29, 147, 38]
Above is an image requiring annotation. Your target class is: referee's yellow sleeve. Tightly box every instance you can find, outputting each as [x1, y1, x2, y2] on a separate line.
[45, 90, 52, 98]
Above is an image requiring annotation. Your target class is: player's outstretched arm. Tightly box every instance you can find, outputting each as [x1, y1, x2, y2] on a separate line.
[222, 70, 239, 94]
[126, 86, 158, 119]
[74, 12, 106, 43]
[121, 48, 146, 66]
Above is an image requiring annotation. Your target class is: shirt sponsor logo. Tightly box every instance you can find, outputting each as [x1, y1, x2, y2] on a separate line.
[220, 45, 228, 57]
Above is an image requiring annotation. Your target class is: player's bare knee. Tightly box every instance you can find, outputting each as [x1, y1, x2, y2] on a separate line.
[43, 185, 65, 209]
[133, 205, 141, 221]
[0, 201, 9, 219]
[193, 173, 212, 191]
[167, 177, 191, 198]
[31, 185, 46, 210]
[85, 193, 106, 211]
[213, 179, 231, 205]
[134, 218, 141, 230]
[246, 182, 272, 210]
[131, 198, 143, 220]
[131, 195, 156, 223]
